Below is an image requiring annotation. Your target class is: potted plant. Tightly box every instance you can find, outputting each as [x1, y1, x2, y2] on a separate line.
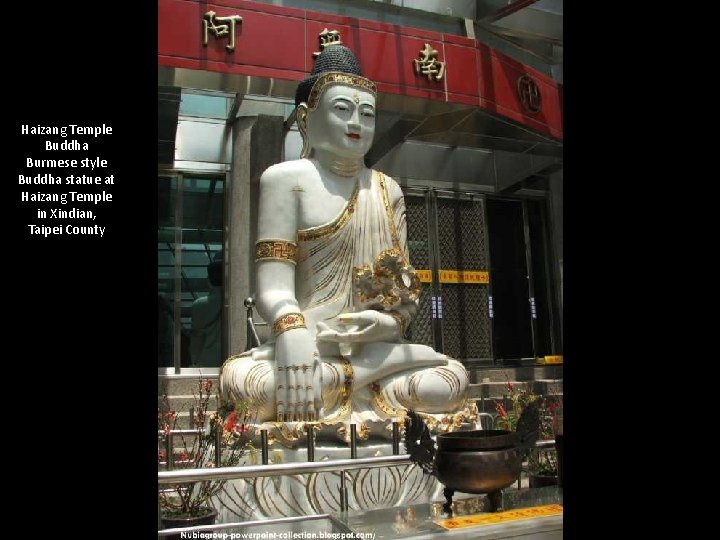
[158, 378, 254, 535]
[495, 382, 562, 488]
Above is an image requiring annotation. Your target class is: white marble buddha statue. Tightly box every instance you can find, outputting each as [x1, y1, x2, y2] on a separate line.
[220, 44, 469, 427]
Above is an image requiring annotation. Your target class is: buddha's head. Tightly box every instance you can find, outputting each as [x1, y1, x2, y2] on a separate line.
[295, 45, 376, 160]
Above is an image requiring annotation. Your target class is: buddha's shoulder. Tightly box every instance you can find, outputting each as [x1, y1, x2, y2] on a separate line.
[373, 170, 403, 200]
[261, 159, 316, 184]
[374, 170, 399, 187]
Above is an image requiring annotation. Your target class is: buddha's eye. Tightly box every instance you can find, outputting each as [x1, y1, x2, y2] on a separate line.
[334, 101, 350, 111]
[360, 108, 375, 118]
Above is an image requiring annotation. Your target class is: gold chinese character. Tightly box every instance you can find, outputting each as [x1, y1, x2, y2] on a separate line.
[414, 43, 445, 82]
[313, 28, 343, 57]
[517, 75, 542, 114]
[203, 10, 243, 52]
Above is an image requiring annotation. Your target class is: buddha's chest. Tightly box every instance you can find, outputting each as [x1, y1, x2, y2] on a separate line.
[296, 182, 358, 230]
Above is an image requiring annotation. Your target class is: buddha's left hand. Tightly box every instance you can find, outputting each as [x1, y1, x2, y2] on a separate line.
[316, 310, 401, 343]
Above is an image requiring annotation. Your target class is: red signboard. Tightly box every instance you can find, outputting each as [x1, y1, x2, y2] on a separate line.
[158, 0, 562, 140]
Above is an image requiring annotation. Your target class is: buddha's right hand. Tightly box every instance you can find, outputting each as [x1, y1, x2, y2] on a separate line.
[275, 327, 321, 422]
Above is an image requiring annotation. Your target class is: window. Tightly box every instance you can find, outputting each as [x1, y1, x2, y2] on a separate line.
[158, 174, 225, 369]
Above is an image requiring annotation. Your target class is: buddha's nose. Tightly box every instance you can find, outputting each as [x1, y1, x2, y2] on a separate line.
[348, 109, 361, 133]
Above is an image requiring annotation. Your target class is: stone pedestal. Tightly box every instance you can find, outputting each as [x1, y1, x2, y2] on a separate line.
[214, 441, 444, 521]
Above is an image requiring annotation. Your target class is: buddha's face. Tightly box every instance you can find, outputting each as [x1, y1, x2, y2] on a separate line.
[306, 84, 376, 159]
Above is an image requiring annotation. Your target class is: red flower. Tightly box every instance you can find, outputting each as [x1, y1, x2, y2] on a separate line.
[224, 411, 239, 432]
[506, 382, 514, 392]
[495, 402, 507, 417]
[233, 423, 249, 434]
[158, 378, 256, 517]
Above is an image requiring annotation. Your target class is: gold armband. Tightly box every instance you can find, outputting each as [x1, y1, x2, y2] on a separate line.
[273, 313, 306, 337]
[388, 311, 409, 334]
[255, 239, 297, 264]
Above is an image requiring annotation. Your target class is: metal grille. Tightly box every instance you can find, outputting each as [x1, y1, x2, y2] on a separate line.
[440, 284, 491, 359]
[436, 197, 487, 270]
[405, 195, 433, 347]
[405, 196, 430, 268]
[436, 197, 491, 359]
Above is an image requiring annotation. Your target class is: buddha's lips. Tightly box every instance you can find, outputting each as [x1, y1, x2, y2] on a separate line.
[347, 133, 361, 140]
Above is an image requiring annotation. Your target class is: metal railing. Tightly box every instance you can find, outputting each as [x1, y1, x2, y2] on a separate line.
[158, 426, 557, 536]
[159, 454, 411, 485]
[158, 427, 221, 471]
[157, 455, 411, 537]
[245, 297, 260, 348]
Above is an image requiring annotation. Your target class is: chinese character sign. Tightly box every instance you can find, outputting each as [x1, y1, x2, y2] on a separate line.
[203, 10, 243, 52]
[413, 43, 445, 82]
[517, 75, 542, 114]
[313, 28, 343, 57]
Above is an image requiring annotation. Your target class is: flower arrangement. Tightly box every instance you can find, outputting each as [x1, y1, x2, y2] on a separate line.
[495, 381, 562, 477]
[158, 378, 255, 518]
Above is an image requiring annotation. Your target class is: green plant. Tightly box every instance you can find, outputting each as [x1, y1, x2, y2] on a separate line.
[495, 381, 562, 477]
[494, 382, 538, 432]
[158, 378, 255, 517]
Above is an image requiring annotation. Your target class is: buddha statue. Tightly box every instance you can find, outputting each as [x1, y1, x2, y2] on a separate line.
[220, 43, 469, 429]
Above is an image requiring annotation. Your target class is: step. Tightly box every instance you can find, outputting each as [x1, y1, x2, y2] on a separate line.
[467, 379, 563, 399]
[158, 393, 219, 411]
[158, 369, 562, 423]
[476, 393, 563, 415]
[465, 365, 563, 384]
[157, 411, 218, 431]
[158, 375, 220, 397]
[159, 367, 561, 393]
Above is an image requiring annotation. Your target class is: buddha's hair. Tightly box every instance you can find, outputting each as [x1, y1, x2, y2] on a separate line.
[295, 45, 365, 107]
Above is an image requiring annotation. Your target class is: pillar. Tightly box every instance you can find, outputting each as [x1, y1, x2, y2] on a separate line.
[228, 114, 284, 355]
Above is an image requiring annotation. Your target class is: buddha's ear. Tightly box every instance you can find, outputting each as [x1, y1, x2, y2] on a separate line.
[296, 103, 310, 159]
